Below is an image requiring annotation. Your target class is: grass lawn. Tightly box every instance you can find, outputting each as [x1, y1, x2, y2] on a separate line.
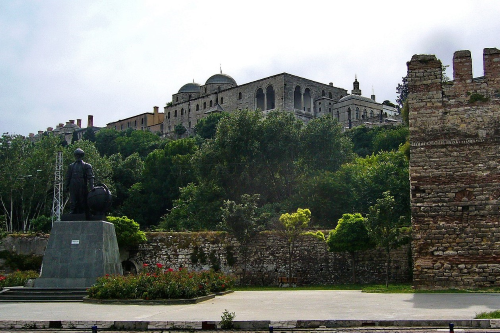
[475, 310, 500, 319]
[234, 283, 500, 294]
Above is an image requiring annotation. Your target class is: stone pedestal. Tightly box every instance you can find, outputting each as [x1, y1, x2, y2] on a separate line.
[34, 221, 122, 288]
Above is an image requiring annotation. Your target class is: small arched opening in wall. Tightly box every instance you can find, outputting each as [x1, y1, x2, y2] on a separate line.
[266, 85, 275, 110]
[122, 260, 138, 275]
[294, 86, 301, 109]
[256, 88, 265, 110]
[304, 88, 312, 112]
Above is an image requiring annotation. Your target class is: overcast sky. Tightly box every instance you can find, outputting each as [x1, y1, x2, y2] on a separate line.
[1, 0, 499, 136]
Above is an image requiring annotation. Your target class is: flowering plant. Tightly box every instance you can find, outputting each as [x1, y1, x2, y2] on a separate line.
[87, 267, 235, 300]
[0, 270, 39, 289]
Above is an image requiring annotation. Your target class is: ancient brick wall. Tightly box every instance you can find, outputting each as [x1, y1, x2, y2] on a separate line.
[408, 48, 500, 289]
[124, 231, 411, 285]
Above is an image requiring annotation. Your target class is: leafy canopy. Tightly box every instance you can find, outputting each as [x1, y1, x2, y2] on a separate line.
[327, 213, 375, 254]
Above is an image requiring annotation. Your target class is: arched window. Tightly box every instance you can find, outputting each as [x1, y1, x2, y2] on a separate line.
[304, 88, 312, 112]
[176, 96, 178, 102]
[203, 102, 206, 109]
[215, 97, 218, 104]
[210, 100, 213, 107]
[266, 85, 275, 110]
[221, 97, 224, 104]
[322, 90, 325, 97]
[370, 110, 374, 118]
[168, 112, 171, 119]
[196, 104, 199, 111]
[256, 88, 265, 110]
[347, 108, 351, 120]
[336, 110, 340, 120]
[188, 94, 191, 100]
[181, 108, 184, 116]
[329, 92, 333, 99]
[174, 110, 177, 117]
[294, 86, 301, 109]
[363, 109, 367, 119]
[238, 92, 242, 100]
[355, 107, 359, 119]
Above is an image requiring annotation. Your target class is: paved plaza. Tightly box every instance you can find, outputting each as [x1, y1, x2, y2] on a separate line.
[0, 291, 499, 330]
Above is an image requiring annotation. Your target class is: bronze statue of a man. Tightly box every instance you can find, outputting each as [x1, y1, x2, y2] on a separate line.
[65, 148, 94, 214]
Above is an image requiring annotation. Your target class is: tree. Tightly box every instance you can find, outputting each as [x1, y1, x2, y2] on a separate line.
[365, 191, 410, 287]
[115, 129, 162, 159]
[396, 76, 408, 110]
[0, 134, 62, 232]
[106, 215, 147, 247]
[326, 213, 375, 283]
[194, 110, 303, 204]
[220, 194, 265, 282]
[400, 101, 409, 127]
[160, 182, 224, 231]
[83, 128, 96, 142]
[293, 148, 410, 228]
[382, 100, 396, 108]
[299, 116, 354, 173]
[95, 128, 121, 156]
[279, 208, 311, 280]
[108, 153, 144, 211]
[372, 126, 409, 154]
[174, 124, 187, 137]
[194, 112, 229, 140]
[123, 138, 197, 227]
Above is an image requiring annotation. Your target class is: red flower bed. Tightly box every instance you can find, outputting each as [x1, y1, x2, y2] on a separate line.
[87, 267, 234, 300]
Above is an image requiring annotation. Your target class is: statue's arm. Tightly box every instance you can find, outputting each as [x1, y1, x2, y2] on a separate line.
[85, 163, 95, 190]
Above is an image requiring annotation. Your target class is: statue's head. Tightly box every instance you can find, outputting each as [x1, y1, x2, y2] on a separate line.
[74, 148, 85, 160]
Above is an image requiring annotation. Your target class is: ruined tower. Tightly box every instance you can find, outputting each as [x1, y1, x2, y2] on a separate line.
[408, 48, 500, 289]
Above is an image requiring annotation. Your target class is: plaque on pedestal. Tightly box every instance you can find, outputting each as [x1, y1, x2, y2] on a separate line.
[34, 220, 122, 288]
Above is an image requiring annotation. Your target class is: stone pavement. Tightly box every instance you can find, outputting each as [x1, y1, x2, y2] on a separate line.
[0, 291, 499, 330]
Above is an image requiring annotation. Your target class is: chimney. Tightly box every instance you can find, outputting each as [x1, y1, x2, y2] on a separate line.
[69, 120, 75, 124]
[88, 115, 94, 128]
[329, 82, 333, 86]
[371, 94, 376, 101]
[58, 123, 64, 128]
[38, 131, 43, 135]
[153, 106, 159, 122]
[77, 119, 82, 128]
[47, 127, 53, 131]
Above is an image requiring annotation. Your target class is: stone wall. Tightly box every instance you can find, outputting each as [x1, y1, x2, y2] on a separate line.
[408, 48, 500, 289]
[1, 231, 411, 285]
[123, 231, 411, 285]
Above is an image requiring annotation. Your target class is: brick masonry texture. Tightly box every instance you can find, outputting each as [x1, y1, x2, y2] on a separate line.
[408, 48, 500, 289]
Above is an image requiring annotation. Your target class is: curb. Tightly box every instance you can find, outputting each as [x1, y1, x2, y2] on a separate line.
[0, 319, 498, 330]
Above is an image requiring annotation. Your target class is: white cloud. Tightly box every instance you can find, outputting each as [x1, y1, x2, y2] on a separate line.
[1, 0, 499, 135]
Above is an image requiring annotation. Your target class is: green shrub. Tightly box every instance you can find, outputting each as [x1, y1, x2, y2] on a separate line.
[106, 216, 147, 247]
[0, 270, 39, 289]
[87, 267, 235, 300]
[220, 309, 236, 329]
[30, 215, 52, 233]
[0, 251, 43, 271]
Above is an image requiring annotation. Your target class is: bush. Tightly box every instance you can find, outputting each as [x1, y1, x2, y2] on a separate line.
[30, 215, 52, 233]
[87, 267, 235, 300]
[0, 270, 39, 289]
[0, 251, 43, 271]
[106, 216, 147, 247]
